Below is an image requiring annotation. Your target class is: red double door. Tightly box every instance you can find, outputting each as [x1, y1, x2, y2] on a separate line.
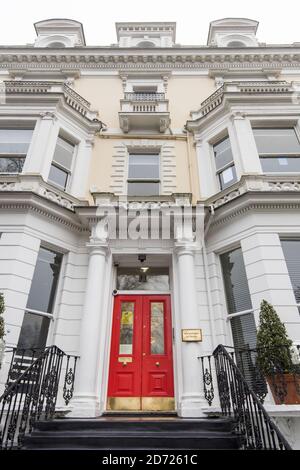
[107, 295, 174, 411]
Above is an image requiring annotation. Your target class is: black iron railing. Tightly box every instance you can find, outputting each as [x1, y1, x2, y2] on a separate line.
[201, 344, 300, 407]
[200, 345, 293, 450]
[0, 346, 78, 449]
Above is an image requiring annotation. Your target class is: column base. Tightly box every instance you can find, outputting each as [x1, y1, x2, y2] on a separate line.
[68, 393, 102, 418]
[177, 394, 207, 418]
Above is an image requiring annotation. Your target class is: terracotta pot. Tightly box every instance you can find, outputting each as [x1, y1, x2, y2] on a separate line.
[267, 373, 300, 405]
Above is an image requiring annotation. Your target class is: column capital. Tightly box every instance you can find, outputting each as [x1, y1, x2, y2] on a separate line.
[230, 111, 246, 121]
[86, 239, 110, 257]
[174, 241, 197, 256]
[39, 111, 57, 121]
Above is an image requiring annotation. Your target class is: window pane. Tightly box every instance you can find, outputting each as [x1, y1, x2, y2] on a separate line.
[151, 302, 165, 355]
[17, 312, 50, 350]
[128, 181, 159, 196]
[230, 313, 258, 389]
[219, 165, 237, 190]
[0, 157, 25, 173]
[0, 129, 33, 154]
[220, 247, 252, 315]
[48, 163, 68, 189]
[253, 128, 300, 154]
[281, 240, 300, 304]
[53, 136, 74, 170]
[26, 247, 63, 314]
[119, 302, 134, 355]
[117, 267, 169, 291]
[128, 154, 159, 179]
[260, 157, 300, 173]
[214, 137, 234, 171]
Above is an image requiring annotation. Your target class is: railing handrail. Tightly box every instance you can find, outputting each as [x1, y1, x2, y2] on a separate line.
[0, 346, 65, 402]
[214, 344, 292, 450]
[0, 345, 78, 449]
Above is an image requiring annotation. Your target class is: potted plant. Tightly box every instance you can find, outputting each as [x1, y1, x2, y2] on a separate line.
[0, 293, 5, 369]
[256, 299, 300, 404]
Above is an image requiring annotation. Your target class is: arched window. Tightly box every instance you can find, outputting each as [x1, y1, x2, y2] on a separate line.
[47, 42, 66, 48]
[137, 41, 156, 48]
[226, 41, 246, 48]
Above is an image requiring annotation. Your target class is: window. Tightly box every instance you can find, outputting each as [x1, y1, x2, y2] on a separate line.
[127, 153, 160, 196]
[17, 247, 63, 351]
[227, 41, 246, 47]
[281, 239, 300, 312]
[48, 135, 75, 190]
[220, 247, 259, 389]
[0, 129, 33, 173]
[213, 136, 237, 190]
[117, 267, 169, 291]
[253, 128, 300, 173]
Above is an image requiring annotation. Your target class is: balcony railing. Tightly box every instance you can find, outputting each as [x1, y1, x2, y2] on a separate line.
[124, 92, 165, 101]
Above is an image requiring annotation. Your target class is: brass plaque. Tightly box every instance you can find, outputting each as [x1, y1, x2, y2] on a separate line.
[182, 329, 202, 342]
[118, 357, 133, 363]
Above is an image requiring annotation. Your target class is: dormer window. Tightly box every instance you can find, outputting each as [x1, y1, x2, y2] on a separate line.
[46, 42, 66, 48]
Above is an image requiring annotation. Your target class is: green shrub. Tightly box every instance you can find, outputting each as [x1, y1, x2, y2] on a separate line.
[256, 300, 293, 376]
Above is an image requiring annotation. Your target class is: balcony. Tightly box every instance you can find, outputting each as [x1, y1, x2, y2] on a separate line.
[119, 92, 170, 133]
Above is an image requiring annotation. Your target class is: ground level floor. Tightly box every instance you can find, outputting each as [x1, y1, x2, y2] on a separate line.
[1, 199, 300, 442]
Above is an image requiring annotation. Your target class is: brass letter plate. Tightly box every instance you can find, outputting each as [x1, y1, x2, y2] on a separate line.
[118, 357, 133, 363]
[182, 329, 203, 342]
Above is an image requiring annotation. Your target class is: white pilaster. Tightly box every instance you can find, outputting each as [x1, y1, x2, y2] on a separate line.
[195, 138, 218, 198]
[175, 242, 206, 417]
[229, 114, 261, 175]
[70, 238, 109, 417]
[23, 112, 59, 180]
[70, 137, 94, 198]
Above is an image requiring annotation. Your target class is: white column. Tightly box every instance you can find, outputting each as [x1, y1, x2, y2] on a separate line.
[70, 240, 109, 417]
[23, 112, 59, 180]
[176, 243, 206, 417]
[229, 113, 261, 175]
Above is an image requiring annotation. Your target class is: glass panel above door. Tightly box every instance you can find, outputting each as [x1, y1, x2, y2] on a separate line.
[117, 267, 169, 291]
[119, 302, 134, 355]
[150, 302, 165, 355]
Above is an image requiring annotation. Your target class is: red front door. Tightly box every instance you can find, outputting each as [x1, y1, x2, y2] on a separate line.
[107, 295, 174, 411]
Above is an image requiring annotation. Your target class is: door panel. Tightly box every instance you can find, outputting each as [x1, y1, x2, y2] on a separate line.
[107, 294, 174, 411]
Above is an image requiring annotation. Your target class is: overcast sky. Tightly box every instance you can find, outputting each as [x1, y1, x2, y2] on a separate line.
[1, 0, 300, 46]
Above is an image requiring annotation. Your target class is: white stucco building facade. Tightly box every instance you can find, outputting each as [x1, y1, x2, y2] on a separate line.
[1, 17, 300, 448]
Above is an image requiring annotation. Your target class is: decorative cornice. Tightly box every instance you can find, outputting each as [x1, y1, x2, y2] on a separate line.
[205, 175, 300, 228]
[0, 49, 300, 72]
[188, 81, 294, 125]
[0, 174, 88, 212]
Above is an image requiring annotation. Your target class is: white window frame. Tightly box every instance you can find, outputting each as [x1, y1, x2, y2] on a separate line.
[0, 127, 35, 175]
[253, 126, 300, 175]
[212, 134, 237, 191]
[127, 151, 161, 197]
[48, 131, 78, 192]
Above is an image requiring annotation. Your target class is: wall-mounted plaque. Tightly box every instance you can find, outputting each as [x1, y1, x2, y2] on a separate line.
[181, 329, 202, 342]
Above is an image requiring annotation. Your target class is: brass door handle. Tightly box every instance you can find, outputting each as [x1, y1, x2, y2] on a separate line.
[155, 362, 160, 367]
[122, 361, 127, 367]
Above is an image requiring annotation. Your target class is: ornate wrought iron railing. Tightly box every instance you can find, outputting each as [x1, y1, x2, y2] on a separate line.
[200, 345, 293, 450]
[0, 345, 78, 450]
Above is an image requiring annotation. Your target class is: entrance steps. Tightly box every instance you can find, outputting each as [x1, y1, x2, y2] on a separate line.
[22, 415, 240, 450]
